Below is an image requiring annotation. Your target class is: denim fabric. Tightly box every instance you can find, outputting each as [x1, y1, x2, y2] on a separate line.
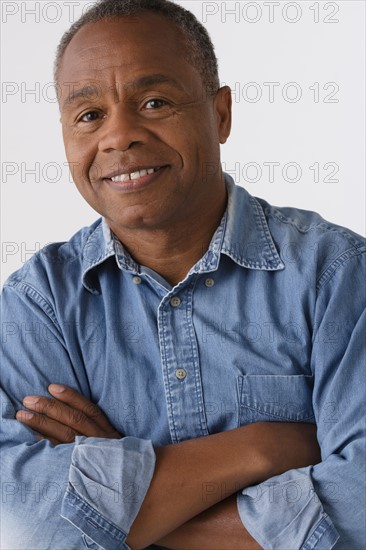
[1, 175, 365, 549]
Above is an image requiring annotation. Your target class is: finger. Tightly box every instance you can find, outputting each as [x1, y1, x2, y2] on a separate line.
[20, 395, 108, 438]
[47, 384, 119, 434]
[16, 410, 81, 444]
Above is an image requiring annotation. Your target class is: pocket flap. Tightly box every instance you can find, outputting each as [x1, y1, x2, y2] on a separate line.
[238, 374, 315, 422]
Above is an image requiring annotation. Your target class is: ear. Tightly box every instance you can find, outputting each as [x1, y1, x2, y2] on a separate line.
[214, 86, 232, 144]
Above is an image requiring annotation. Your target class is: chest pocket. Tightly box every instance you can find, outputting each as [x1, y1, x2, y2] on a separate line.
[238, 374, 315, 426]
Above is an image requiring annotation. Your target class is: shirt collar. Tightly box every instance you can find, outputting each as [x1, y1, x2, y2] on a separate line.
[81, 173, 284, 293]
[80, 220, 115, 294]
[221, 174, 284, 270]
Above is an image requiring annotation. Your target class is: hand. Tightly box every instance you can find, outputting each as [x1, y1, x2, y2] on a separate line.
[16, 384, 122, 445]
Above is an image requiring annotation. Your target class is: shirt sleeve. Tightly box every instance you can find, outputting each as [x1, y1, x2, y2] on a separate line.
[237, 251, 366, 549]
[61, 436, 155, 550]
[1, 282, 156, 550]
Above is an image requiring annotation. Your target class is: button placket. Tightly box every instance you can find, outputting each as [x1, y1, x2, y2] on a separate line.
[158, 282, 209, 443]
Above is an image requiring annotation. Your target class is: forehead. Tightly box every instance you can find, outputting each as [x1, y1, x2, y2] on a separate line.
[58, 13, 198, 92]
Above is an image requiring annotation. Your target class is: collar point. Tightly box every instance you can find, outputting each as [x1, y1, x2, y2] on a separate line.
[82, 280, 101, 295]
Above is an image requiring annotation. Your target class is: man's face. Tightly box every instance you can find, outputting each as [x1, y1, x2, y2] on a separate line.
[58, 13, 231, 232]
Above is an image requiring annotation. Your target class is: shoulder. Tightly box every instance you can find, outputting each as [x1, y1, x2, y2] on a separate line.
[254, 195, 366, 287]
[2, 218, 103, 296]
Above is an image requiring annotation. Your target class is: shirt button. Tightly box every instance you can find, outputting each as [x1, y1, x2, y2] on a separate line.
[170, 296, 181, 307]
[205, 278, 215, 287]
[132, 276, 142, 285]
[175, 368, 187, 380]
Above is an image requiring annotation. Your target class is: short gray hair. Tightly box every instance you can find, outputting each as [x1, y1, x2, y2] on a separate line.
[54, 0, 220, 95]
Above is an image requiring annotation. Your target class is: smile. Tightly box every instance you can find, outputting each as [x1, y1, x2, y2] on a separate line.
[110, 167, 161, 182]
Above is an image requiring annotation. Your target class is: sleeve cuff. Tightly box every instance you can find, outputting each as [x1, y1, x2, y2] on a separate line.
[61, 436, 156, 550]
[237, 467, 340, 550]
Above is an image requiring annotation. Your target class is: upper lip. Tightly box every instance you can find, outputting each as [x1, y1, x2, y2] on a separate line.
[103, 165, 165, 180]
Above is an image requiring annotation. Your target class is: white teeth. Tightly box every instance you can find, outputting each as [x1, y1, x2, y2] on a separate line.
[110, 167, 158, 182]
[130, 171, 140, 180]
[111, 173, 130, 183]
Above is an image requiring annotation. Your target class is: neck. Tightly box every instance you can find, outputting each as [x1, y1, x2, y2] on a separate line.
[109, 185, 227, 287]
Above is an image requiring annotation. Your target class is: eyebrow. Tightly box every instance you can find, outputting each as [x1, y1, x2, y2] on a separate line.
[62, 74, 183, 110]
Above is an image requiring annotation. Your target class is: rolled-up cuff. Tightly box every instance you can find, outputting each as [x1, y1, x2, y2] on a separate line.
[237, 467, 339, 550]
[61, 436, 156, 550]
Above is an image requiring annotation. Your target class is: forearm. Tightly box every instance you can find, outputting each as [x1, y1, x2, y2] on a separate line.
[126, 422, 319, 549]
[13, 387, 320, 550]
[156, 495, 262, 550]
[126, 427, 260, 549]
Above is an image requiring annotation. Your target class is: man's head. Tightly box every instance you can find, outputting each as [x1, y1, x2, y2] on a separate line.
[56, 0, 232, 236]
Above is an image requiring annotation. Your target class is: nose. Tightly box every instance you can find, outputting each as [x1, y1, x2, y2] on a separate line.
[98, 106, 148, 152]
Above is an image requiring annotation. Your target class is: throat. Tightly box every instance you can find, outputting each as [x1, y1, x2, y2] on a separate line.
[128, 241, 207, 287]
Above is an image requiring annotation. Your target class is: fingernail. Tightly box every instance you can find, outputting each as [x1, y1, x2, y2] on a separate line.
[23, 396, 39, 405]
[49, 384, 66, 393]
[16, 411, 34, 420]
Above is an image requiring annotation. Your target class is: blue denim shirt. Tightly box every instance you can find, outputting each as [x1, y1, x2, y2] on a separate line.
[1, 175, 365, 549]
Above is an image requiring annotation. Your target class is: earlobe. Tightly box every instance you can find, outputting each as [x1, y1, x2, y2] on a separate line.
[215, 86, 232, 144]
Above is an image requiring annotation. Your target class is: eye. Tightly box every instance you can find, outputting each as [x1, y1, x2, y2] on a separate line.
[144, 99, 168, 109]
[78, 111, 101, 123]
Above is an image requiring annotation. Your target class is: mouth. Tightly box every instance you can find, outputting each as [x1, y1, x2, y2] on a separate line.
[103, 165, 167, 191]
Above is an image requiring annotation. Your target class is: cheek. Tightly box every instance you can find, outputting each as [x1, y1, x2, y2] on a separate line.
[181, 125, 218, 170]
[64, 135, 95, 184]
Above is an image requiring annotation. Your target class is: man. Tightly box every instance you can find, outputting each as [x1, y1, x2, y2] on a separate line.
[1, 0, 365, 548]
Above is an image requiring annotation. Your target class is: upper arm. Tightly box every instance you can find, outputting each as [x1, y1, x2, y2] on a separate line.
[1, 283, 84, 548]
[236, 251, 366, 549]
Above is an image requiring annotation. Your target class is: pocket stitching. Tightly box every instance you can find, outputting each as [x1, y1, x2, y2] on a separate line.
[242, 403, 315, 421]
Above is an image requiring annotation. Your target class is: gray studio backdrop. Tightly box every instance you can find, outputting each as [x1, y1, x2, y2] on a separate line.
[1, 0, 365, 287]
